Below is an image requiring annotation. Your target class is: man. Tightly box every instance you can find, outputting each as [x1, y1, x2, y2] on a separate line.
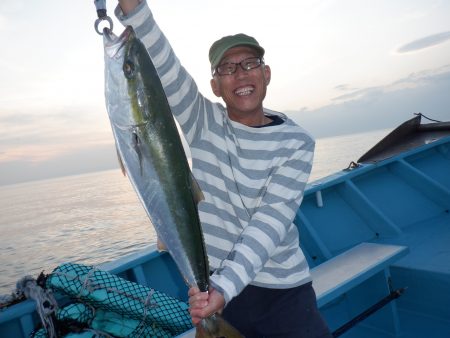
[117, 1, 331, 337]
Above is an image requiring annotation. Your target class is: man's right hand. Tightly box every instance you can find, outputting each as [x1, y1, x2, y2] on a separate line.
[118, 0, 141, 15]
[188, 287, 225, 325]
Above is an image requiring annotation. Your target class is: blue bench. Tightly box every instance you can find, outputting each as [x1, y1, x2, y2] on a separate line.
[312, 242, 408, 336]
[311, 242, 408, 307]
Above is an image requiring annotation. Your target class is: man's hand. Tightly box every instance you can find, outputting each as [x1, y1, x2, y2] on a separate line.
[188, 287, 225, 325]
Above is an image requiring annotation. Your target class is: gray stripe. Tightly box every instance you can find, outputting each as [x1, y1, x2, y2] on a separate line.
[195, 161, 267, 202]
[216, 266, 246, 294]
[134, 16, 154, 39]
[227, 146, 303, 164]
[194, 146, 273, 181]
[228, 242, 264, 279]
[200, 201, 249, 228]
[172, 82, 200, 115]
[255, 207, 293, 233]
[178, 97, 202, 139]
[250, 218, 282, 245]
[203, 221, 239, 243]
[260, 256, 310, 278]
[155, 50, 179, 84]
[284, 156, 314, 172]
[271, 246, 299, 265]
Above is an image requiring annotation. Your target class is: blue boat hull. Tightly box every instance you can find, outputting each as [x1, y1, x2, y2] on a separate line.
[1, 117, 450, 337]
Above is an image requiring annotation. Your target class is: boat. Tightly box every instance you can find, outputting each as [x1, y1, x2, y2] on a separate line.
[1, 114, 449, 337]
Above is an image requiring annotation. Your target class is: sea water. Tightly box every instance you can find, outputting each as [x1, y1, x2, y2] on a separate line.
[0, 129, 389, 295]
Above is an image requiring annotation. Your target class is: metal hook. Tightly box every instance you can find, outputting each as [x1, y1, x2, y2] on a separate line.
[94, 0, 113, 35]
[95, 16, 113, 35]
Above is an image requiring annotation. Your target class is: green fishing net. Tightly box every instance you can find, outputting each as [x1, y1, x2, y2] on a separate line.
[31, 262, 192, 337]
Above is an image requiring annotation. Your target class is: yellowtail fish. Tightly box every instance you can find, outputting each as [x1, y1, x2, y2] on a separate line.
[102, 26, 243, 338]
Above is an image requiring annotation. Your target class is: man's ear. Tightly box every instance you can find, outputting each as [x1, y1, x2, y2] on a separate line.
[210, 77, 221, 97]
[264, 65, 271, 86]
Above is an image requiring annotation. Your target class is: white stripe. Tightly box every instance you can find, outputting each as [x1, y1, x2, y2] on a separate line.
[160, 59, 182, 87]
[167, 76, 193, 107]
[236, 244, 263, 271]
[229, 136, 307, 152]
[265, 181, 308, 200]
[252, 212, 287, 240]
[201, 212, 242, 237]
[209, 274, 238, 301]
[175, 93, 196, 125]
[204, 233, 234, 253]
[140, 24, 162, 50]
[241, 227, 276, 254]
[152, 40, 171, 69]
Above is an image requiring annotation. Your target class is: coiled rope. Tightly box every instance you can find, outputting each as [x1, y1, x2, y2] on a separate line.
[16, 276, 58, 338]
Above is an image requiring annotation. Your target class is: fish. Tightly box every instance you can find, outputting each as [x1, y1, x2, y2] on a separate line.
[102, 26, 243, 338]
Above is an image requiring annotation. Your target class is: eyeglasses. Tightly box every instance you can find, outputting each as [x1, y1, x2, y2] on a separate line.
[213, 57, 264, 76]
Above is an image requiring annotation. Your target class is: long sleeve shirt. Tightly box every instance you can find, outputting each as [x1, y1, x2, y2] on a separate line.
[116, 1, 314, 304]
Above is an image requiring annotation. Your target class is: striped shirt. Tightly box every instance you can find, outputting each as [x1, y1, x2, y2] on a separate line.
[116, 2, 314, 304]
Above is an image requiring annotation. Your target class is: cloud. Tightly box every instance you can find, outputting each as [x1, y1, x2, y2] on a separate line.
[287, 65, 450, 138]
[334, 84, 356, 91]
[331, 65, 450, 103]
[0, 105, 112, 164]
[397, 31, 450, 54]
[0, 143, 118, 186]
[331, 87, 381, 102]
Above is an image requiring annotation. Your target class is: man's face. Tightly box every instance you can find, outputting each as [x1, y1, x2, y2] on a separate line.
[210, 46, 271, 124]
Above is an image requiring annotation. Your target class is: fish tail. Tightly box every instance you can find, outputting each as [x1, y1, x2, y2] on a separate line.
[195, 314, 244, 338]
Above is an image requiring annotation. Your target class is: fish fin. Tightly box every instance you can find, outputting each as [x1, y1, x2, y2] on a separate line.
[190, 172, 205, 204]
[196, 315, 244, 338]
[116, 148, 127, 176]
[131, 131, 144, 176]
[156, 237, 167, 252]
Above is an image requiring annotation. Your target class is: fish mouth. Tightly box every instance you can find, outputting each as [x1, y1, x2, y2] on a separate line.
[234, 85, 255, 96]
[103, 26, 135, 58]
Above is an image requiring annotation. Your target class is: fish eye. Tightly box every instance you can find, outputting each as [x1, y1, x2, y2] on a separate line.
[123, 61, 135, 79]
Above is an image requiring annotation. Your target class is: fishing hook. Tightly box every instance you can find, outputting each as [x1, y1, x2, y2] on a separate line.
[94, 0, 114, 35]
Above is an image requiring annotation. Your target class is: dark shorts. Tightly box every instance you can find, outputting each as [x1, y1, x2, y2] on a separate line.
[222, 282, 332, 338]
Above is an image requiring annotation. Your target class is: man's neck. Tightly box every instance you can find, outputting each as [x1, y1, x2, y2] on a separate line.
[227, 110, 270, 127]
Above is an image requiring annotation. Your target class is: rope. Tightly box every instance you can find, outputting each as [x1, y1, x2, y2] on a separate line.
[53, 268, 161, 308]
[78, 266, 99, 297]
[345, 161, 360, 170]
[16, 276, 58, 338]
[0, 291, 24, 309]
[414, 112, 442, 123]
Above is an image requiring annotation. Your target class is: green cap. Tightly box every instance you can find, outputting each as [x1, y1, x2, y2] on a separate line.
[209, 33, 265, 70]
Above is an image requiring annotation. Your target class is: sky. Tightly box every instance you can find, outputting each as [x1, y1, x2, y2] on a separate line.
[0, 0, 450, 185]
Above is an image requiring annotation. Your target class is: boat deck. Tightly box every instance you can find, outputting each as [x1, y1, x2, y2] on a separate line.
[382, 212, 450, 274]
[375, 212, 450, 337]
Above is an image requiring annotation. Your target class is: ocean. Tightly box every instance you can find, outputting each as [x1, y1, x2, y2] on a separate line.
[0, 128, 389, 295]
